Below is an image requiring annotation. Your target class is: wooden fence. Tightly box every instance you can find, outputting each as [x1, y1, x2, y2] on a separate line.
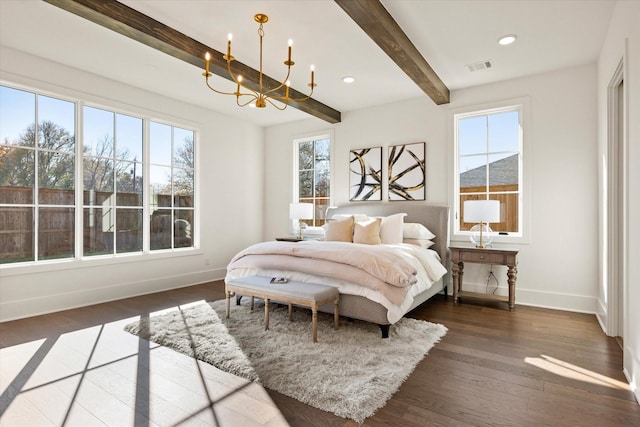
[0, 186, 192, 262]
[460, 184, 519, 232]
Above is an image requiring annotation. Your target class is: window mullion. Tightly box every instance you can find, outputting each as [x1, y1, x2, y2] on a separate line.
[170, 126, 175, 250]
[143, 119, 150, 253]
[485, 115, 490, 197]
[75, 101, 83, 260]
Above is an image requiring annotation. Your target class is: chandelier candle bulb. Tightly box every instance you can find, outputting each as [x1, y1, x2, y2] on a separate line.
[236, 75, 242, 94]
[288, 39, 292, 63]
[205, 52, 210, 75]
[311, 65, 315, 87]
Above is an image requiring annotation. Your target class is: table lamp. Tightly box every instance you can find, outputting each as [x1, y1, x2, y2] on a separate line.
[463, 199, 500, 248]
[290, 203, 314, 239]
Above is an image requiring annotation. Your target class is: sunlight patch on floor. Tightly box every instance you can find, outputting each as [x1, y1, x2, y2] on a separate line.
[525, 354, 630, 390]
[0, 306, 289, 426]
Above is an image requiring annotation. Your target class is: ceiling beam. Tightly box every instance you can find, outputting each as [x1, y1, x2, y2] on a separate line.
[335, 0, 450, 105]
[42, 0, 341, 124]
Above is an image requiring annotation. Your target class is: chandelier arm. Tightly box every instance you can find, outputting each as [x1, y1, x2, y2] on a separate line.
[263, 82, 288, 97]
[226, 61, 260, 99]
[237, 95, 259, 107]
[263, 68, 292, 97]
[265, 97, 289, 111]
[281, 86, 315, 102]
[204, 75, 238, 96]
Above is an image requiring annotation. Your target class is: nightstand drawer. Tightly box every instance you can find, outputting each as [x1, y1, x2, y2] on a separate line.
[460, 251, 506, 264]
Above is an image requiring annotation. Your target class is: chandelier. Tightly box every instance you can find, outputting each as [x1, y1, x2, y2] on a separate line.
[202, 13, 316, 110]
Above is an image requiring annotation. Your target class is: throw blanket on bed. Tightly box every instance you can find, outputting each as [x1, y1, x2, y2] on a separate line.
[226, 241, 447, 315]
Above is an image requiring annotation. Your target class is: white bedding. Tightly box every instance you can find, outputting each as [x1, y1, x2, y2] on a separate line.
[225, 241, 447, 323]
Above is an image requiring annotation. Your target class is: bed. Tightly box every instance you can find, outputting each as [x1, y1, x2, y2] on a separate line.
[225, 202, 450, 337]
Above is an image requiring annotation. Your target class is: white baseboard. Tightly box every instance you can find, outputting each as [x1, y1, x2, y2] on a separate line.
[624, 345, 640, 405]
[460, 281, 597, 313]
[0, 268, 227, 322]
[2, 276, 599, 322]
[595, 298, 609, 335]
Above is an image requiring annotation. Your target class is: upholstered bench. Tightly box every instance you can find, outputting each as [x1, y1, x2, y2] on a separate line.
[225, 276, 339, 342]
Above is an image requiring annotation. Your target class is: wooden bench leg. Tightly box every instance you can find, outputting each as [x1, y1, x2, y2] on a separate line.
[226, 291, 231, 319]
[334, 296, 339, 330]
[312, 304, 318, 343]
[288, 303, 293, 321]
[250, 296, 255, 311]
[264, 298, 270, 330]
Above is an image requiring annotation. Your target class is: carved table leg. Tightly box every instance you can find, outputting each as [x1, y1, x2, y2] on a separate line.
[452, 261, 464, 303]
[507, 265, 517, 311]
[334, 296, 340, 330]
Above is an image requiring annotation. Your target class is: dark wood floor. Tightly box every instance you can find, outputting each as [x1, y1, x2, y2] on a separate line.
[1, 280, 638, 426]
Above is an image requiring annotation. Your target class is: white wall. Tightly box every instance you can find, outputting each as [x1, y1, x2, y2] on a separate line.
[596, 0, 640, 403]
[264, 63, 599, 314]
[0, 47, 264, 321]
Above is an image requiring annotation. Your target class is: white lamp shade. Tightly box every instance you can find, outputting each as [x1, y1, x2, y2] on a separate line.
[464, 200, 500, 223]
[289, 203, 314, 220]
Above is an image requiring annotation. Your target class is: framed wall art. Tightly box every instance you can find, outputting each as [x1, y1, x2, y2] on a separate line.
[349, 147, 382, 201]
[388, 142, 425, 201]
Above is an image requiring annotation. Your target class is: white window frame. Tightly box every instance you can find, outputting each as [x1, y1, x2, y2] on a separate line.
[450, 97, 531, 244]
[0, 81, 200, 269]
[292, 131, 334, 226]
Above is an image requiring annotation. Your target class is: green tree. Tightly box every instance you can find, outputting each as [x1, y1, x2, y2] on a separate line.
[0, 120, 74, 189]
[173, 136, 194, 196]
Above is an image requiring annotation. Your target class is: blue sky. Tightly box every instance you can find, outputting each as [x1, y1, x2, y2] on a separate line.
[2, 85, 193, 190]
[458, 110, 520, 173]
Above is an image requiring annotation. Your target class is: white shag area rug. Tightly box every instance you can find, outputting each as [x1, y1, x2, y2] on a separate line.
[124, 298, 447, 424]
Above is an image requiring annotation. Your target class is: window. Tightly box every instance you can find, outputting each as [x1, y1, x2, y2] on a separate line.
[0, 84, 196, 265]
[1, 86, 76, 263]
[83, 106, 143, 256]
[149, 122, 194, 250]
[294, 134, 331, 226]
[454, 105, 522, 237]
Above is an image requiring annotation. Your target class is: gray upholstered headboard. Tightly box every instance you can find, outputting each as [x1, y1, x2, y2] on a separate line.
[326, 202, 450, 263]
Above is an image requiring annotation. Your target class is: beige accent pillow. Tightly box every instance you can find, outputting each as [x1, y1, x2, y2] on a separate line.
[324, 216, 354, 242]
[378, 213, 407, 244]
[353, 218, 382, 245]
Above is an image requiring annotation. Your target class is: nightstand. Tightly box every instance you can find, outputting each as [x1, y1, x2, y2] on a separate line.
[449, 245, 519, 310]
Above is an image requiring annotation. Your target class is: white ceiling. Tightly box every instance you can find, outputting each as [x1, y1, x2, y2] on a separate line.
[0, 0, 616, 127]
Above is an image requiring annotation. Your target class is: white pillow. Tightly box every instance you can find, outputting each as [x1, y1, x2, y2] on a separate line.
[403, 238, 435, 249]
[353, 218, 382, 245]
[303, 226, 325, 237]
[378, 213, 407, 244]
[403, 222, 436, 240]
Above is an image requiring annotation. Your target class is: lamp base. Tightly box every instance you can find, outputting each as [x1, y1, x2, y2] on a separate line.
[469, 224, 493, 247]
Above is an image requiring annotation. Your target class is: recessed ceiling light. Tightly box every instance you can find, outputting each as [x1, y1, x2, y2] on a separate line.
[342, 76, 355, 84]
[498, 34, 517, 46]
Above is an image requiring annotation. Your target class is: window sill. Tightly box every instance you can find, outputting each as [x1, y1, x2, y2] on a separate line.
[0, 248, 203, 277]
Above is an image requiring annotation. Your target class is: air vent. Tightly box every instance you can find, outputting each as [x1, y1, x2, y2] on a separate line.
[466, 60, 493, 72]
